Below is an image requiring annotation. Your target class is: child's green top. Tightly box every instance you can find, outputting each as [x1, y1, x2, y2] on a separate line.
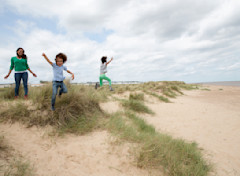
[10, 57, 29, 71]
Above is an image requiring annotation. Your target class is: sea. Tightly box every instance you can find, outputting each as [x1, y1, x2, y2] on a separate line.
[194, 81, 240, 87]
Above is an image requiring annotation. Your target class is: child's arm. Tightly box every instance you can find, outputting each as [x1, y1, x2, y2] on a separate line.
[67, 70, 74, 80]
[42, 53, 53, 65]
[106, 57, 113, 65]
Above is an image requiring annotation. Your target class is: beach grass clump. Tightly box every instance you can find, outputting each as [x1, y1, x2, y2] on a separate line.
[137, 135, 210, 176]
[29, 83, 52, 109]
[107, 112, 210, 176]
[162, 87, 178, 98]
[52, 87, 103, 135]
[140, 81, 193, 99]
[129, 93, 144, 101]
[170, 85, 184, 95]
[0, 102, 30, 123]
[144, 91, 171, 103]
[125, 111, 155, 135]
[114, 84, 139, 93]
[121, 99, 154, 114]
[3, 159, 34, 176]
[107, 112, 140, 142]
[0, 136, 34, 176]
[0, 86, 24, 100]
[0, 83, 104, 135]
[178, 83, 199, 90]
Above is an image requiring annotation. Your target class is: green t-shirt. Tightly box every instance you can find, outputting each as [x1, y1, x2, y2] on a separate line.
[10, 56, 29, 71]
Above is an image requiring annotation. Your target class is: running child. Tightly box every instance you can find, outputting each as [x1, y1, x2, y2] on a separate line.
[95, 56, 113, 91]
[42, 53, 74, 111]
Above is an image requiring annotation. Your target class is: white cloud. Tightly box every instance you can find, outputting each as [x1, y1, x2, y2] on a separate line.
[1, 0, 240, 84]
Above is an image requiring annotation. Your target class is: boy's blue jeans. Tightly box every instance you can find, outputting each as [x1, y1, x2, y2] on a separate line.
[14, 72, 28, 96]
[51, 81, 68, 107]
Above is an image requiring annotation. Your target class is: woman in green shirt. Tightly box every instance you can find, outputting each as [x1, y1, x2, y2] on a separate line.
[4, 48, 37, 99]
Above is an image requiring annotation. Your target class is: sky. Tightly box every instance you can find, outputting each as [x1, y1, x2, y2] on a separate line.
[1, 0, 240, 84]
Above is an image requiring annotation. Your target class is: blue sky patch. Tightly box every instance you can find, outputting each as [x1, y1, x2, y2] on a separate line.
[84, 29, 114, 43]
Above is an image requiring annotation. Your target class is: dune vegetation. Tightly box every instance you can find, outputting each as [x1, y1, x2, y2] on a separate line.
[0, 135, 34, 176]
[0, 81, 210, 176]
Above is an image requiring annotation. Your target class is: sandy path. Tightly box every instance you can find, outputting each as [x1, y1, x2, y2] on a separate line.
[0, 123, 155, 176]
[143, 85, 240, 176]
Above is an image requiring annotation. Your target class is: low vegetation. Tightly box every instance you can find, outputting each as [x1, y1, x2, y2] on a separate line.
[107, 111, 210, 176]
[0, 81, 210, 175]
[0, 136, 34, 176]
[0, 83, 105, 135]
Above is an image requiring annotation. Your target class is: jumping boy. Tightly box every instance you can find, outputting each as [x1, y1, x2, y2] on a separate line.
[42, 53, 74, 111]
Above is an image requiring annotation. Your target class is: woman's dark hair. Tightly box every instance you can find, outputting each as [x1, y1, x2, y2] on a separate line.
[55, 53, 67, 63]
[101, 56, 107, 63]
[16, 48, 27, 59]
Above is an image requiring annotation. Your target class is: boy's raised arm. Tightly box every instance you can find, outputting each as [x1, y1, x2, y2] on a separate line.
[42, 53, 53, 65]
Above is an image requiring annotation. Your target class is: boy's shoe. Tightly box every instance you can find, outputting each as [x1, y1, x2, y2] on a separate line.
[51, 106, 55, 111]
[58, 93, 62, 98]
[24, 95, 28, 100]
[14, 96, 19, 99]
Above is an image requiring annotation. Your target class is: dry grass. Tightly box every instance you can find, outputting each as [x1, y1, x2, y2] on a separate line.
[0, 81, 209, 176]
[0, 136, 34, 176]
[0, 83, 105, 135]
[107, 111, 210, 176]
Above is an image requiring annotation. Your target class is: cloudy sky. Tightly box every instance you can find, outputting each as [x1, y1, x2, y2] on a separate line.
[1, 0, 240, 84]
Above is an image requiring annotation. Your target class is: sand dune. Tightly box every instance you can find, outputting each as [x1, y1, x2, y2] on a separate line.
[0, 123, 156, 176]
[1, 84, 239, 176]
[143, 85, 240, 176]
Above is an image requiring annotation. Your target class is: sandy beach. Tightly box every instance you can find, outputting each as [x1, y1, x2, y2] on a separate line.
[1, 84, 240, 176]
[143, 85, 240, 176]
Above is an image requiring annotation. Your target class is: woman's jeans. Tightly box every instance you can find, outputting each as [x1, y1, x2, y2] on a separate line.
[51, 81, 68, 107]
[14, 72, 28, 96]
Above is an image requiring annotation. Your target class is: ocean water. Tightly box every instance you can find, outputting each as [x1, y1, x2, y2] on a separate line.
[195, 81, 240, 87]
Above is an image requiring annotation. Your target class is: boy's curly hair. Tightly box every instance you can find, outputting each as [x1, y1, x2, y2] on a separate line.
[55, 53, 67, 63]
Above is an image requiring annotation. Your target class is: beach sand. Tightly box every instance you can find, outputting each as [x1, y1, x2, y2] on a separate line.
[142, 85, 240, 176]
[1, 84, 239, 176]
[0, 123, 156, 176]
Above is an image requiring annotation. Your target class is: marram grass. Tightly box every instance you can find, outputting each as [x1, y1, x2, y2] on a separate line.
[107, 112, 210, 176]
[0, 81, 209, 176]
[0, 83, 104, 135]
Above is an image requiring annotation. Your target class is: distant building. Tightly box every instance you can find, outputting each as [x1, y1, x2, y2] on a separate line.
[0, 83, 14, 88]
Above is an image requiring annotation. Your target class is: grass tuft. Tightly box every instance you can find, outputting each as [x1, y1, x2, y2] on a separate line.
[107, 112, 210, 176]
[121, 99, 154, 114]
[129, 93, 144, 101]
[4, 159, 34, 176]
[0, 86, 24, 100]
[0, 84, 104, 135]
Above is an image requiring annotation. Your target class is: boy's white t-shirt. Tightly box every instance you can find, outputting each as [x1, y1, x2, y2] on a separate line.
[100, 62, 107, 74]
